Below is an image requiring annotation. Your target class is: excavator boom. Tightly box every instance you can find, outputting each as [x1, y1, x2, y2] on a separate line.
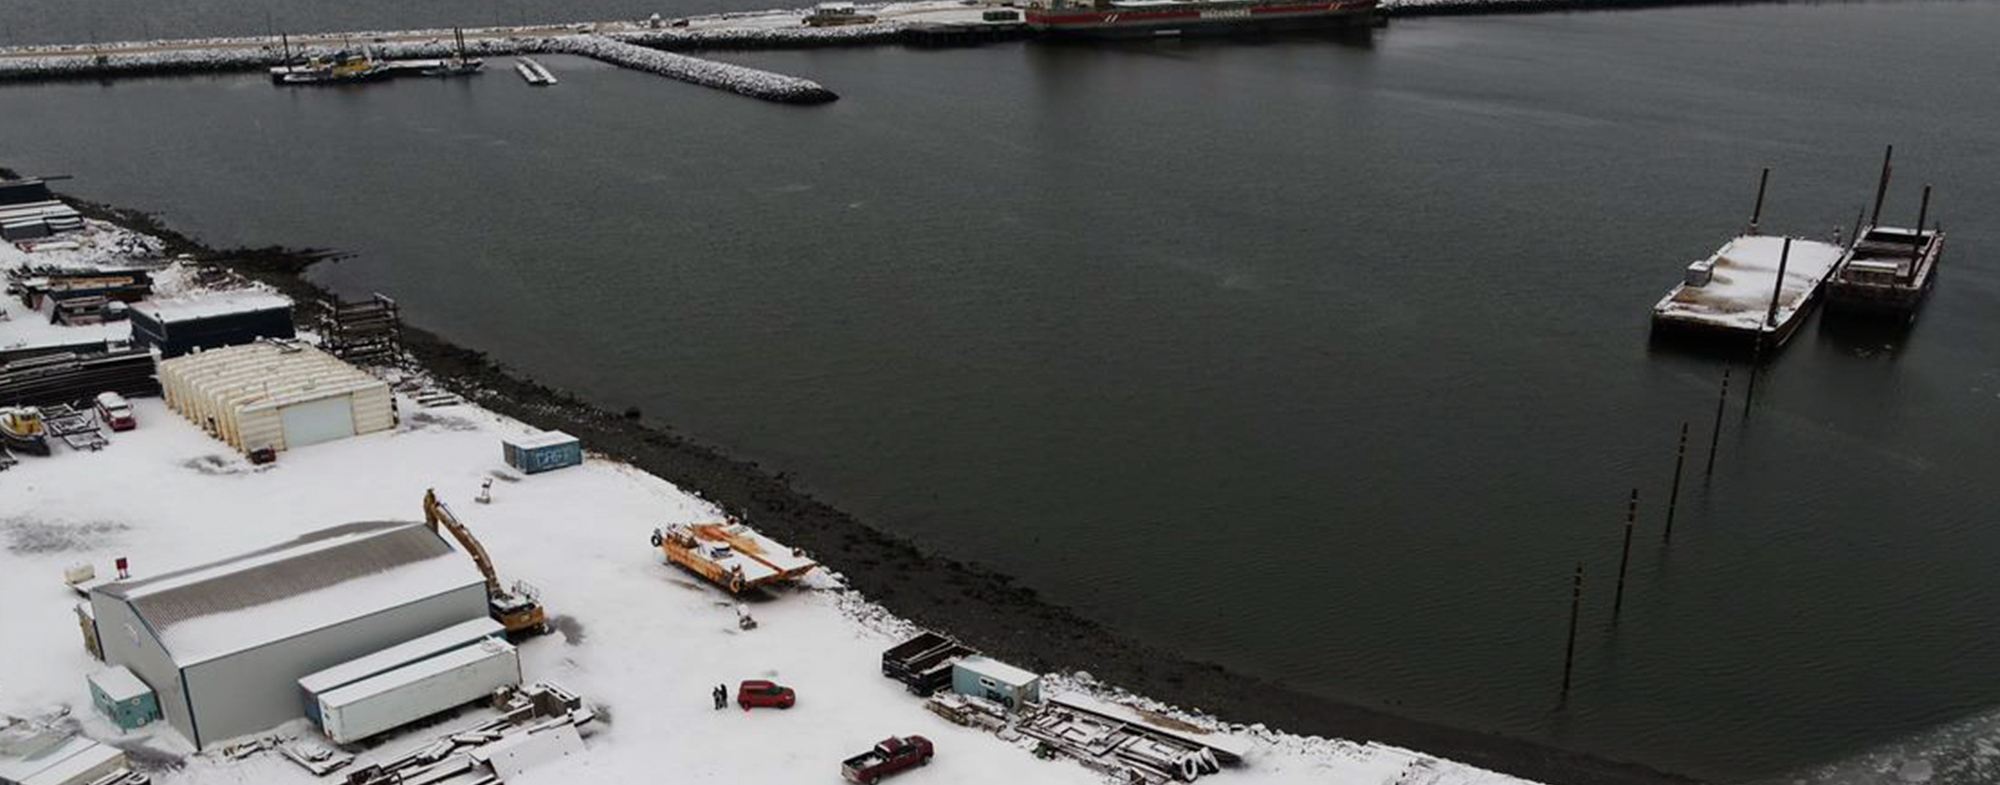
[423, 489, 548, 635]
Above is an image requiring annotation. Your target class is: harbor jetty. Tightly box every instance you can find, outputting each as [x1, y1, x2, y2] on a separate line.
[555, 36, 836, 103]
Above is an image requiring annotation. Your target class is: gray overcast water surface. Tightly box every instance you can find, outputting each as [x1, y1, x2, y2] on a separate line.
[4, 2, 1998, 781]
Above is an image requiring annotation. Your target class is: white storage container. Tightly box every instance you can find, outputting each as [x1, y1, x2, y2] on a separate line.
[315, 638, 520, 744]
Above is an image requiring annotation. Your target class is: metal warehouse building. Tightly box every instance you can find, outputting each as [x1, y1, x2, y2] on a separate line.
[87, 522, 489, 750]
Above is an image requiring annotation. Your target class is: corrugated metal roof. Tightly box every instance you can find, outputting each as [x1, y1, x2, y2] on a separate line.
[97, 522, 483, 662]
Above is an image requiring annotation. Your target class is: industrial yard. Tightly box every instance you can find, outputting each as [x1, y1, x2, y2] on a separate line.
[0, 216, 1529, 784]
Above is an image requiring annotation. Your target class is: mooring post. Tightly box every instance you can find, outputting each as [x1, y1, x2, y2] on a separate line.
[1910, 184, 1931, 280]
[1764, 236, 1793, 330]
[1664, 422, 1688, 544]
[1613, 489, 1637, 617]
[1870, 144, 1894, 227]
[1561, 562, 1583, 701]
[1748, 167, 1770, 235]
[1706, 368, 1730, 477]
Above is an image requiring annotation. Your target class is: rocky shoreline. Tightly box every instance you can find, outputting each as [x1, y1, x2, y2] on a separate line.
[58, 195, 1700, 785]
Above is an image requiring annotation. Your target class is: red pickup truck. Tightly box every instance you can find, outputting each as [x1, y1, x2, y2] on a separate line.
[841, 735, 933, 783]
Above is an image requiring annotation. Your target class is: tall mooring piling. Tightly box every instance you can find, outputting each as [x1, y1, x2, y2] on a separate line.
[1612, 489, 1637, 617]
[1663, 421, 1688, 544]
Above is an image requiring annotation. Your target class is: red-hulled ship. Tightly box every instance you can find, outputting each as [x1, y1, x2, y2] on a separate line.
[1025, 0, 1377, 37]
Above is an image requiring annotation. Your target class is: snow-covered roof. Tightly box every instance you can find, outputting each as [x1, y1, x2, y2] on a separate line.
[0, 733, 124, 784]
[96, 521, 485, 665]
[506, 431, 579, 450]
[299, 617, 504, 696]
[88, 665, 152, 702]
[133, 290, 292, 324]
[955, 655, 1041, 688]
[318, 638, 516, 710]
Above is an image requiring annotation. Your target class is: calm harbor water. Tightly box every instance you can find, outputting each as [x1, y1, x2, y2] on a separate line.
[4, 2, 1998, 780]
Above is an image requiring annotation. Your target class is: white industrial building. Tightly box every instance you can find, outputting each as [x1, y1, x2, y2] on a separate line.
[87, 522, 489, 750]
[155, 341, 394, 453]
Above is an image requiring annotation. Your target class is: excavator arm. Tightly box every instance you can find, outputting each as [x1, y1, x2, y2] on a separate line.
[423, 489, 504, 599]
[423, 488, 550, 636]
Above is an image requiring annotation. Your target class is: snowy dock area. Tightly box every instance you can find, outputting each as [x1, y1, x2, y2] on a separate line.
[1651, 234, 1845, 342]
[2, 217, 1539, 784]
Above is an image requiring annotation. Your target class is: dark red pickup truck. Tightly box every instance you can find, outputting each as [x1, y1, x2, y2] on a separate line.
[841, 735, 933, 783]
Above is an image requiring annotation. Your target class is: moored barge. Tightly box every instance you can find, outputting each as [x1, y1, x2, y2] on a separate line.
[1826, 147, 1944, 321]
[1025, 0, 1377, 37]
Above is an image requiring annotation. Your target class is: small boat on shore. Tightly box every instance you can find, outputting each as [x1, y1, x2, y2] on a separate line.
[0, 406, 50, 457]
[1826, 147, 1944, 321]
[515, 57, 557, 86]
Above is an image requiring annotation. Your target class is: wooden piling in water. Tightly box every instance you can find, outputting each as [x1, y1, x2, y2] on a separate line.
[1561, 561, 1583, 700]
[1705, 368, 1729, 477]
[1870, 145, 1894, 227]
[1763, 237, 1794, 330]
[1664, 421, 1687, 544]
[1747, 167, 1770, 235]
[1613, 489, 1637, 617]
[1910, 184, 1931, 278]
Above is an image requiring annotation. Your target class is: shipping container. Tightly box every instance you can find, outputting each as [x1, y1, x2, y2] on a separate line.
[315, 638, 521, 745]
[502, 431, 582, 474]
[87, 666, 160, 730]
[950, 656, 1042, 710]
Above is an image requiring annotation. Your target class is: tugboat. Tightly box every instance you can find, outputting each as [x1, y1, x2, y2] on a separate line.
[1826, 146, 1944, 321]
[0, 407, 50, 457]
[422, 28, 485, 77]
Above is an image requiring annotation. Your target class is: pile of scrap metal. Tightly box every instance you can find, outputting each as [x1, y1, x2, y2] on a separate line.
[40, 403, 107, 451]
[7, 267, 154, 312]
[0, 348, 159, 408]
[1016, 696, 1239, 784]
[338, 682, 595, 785]
[923, 692, 1011, 733]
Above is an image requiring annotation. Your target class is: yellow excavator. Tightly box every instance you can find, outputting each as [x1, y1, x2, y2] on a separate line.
[423, 489, 551, 637]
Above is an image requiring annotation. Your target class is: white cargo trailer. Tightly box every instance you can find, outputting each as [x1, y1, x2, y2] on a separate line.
[298, 618, 505, 725]
[315, 638, 520, 745]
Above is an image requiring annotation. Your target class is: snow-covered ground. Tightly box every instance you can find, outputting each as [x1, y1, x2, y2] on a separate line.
[1, 229, 1533, 785]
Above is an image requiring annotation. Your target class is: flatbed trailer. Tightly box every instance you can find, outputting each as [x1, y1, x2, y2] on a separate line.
[651, 520, 816, 593]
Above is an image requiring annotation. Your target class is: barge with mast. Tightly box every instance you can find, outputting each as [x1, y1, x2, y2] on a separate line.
[1825, 146, 1945, 321]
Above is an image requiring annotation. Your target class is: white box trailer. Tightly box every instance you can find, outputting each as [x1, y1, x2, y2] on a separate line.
[298, 618, 505, 726]
[315, 638, 521, 745]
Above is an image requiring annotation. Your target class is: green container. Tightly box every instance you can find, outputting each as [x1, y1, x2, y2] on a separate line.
[88, 666, 160, 730]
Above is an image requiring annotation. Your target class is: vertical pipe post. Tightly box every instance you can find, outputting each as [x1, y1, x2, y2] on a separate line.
[1910, 184, 1931, 280]
[1664, 422, 1688, 544]
[1706, 368, 1730, 477]
[1748, 167, 1771, 235]
[1765, 237, 1794, 330]
[1850, 206, 1865, 248]
[1561, 562, 1583, 701]
[1869, 144, 1894, 227]
[1614, 490, 1637, 617]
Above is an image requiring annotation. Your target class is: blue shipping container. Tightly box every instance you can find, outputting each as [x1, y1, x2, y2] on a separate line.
[502, 431, 582, 474]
